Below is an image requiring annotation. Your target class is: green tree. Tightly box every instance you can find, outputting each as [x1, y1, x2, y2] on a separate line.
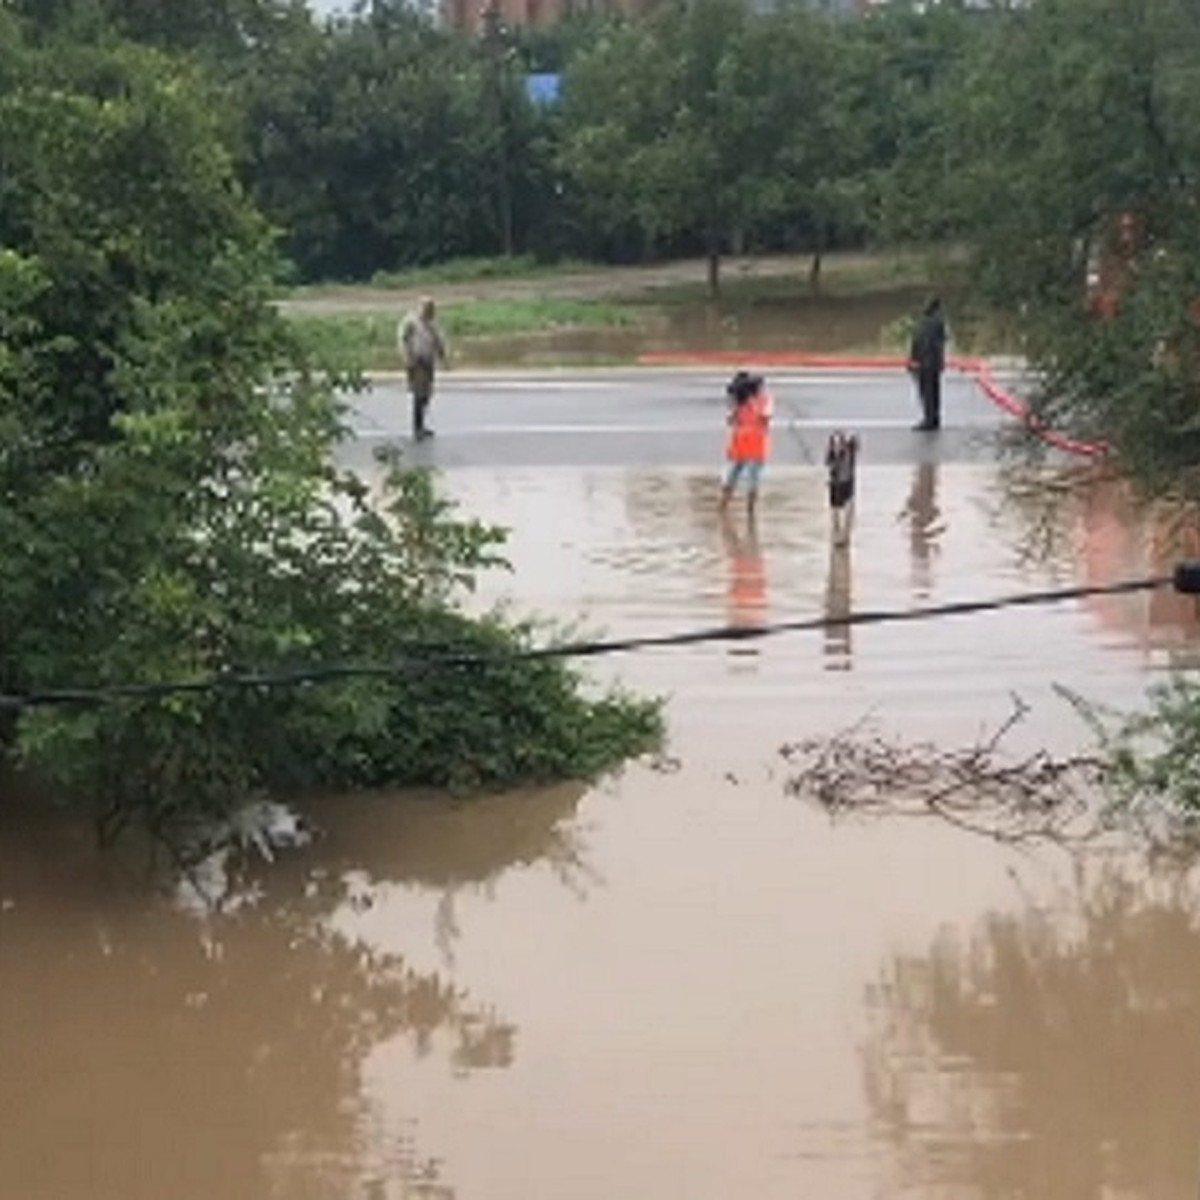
[559, 0, 762, 295]
[939, 0, 1200, 839]
[947, 0, 1200, 487]
[6, 0, 310, 58]
[730, 2, 863, 291]
[557, 0, 964, 291]
[864, 867, 1200, 1196]
[0, 28, 660, 847]
[858, 0, 979, 247]
[236, 2, 536, 280]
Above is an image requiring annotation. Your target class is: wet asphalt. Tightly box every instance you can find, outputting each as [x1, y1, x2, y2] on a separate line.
[338, 366, 1035, 476]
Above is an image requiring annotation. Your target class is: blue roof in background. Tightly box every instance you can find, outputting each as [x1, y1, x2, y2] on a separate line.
[526, 73, 562, 107]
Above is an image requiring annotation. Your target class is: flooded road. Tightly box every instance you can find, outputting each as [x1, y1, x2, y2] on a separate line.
[4, 464, 1200, 1199]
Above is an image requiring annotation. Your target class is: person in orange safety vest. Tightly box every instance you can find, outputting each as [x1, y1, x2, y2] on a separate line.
[718, 371, 774, 518]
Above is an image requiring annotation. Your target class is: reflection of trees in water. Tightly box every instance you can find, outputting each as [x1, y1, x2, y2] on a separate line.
[289, 785, 597, 964]
[985, 463, 1094, 575]
[620, 469, 727, 546]
[862, 865, 1200, 1199]
[986, 467, 1200, 666]
[620, 467, 821, 545]
[0, 782, 590, 1199]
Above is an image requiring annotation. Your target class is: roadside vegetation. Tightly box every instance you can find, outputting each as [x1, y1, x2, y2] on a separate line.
[370, 256, 596, 292]
[283, 245, 985, 367]
[0, 19, 662, 854]
[289, 297, 643, 371]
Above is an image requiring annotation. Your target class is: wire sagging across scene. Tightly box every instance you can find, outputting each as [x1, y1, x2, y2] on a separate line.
[1, 567, 1196, 712]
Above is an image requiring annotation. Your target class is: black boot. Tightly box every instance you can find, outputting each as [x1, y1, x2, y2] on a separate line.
[916, 372, 941, 431]
[412, 396, 433, 440]
[415, 395, 435, 440]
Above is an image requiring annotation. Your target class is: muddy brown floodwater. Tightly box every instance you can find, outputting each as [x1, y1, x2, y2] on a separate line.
[4, 464, 1200, 1200]
[459, 286, 944, 367]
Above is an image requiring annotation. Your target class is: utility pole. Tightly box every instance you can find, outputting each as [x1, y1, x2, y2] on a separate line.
[481, 0, 515, 257]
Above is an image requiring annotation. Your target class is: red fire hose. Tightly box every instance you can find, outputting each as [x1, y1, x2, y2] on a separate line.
[636, 351, 1110, 459]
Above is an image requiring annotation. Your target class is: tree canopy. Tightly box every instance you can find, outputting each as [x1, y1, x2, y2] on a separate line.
[1, 0, 975, 286]
[944, 0, 1200, 490]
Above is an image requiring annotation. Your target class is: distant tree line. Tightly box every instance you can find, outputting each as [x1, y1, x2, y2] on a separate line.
[2, 0, 980, 285]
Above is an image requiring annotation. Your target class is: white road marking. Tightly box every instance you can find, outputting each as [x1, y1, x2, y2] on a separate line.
[434, 374, 926, 391]
[438, 379, 624, 391]
[389, 374, 1015, 395]
[350, 417, 999, 438]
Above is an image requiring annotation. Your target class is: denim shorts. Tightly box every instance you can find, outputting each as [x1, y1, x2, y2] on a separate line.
[724, 459, 764, 492]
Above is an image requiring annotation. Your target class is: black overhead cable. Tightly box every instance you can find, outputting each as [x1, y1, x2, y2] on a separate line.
[0, 567, 1193, 711]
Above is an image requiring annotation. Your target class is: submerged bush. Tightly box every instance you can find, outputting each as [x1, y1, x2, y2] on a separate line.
[1098, 677, 1200, 840]
[14, 458, 663, 847]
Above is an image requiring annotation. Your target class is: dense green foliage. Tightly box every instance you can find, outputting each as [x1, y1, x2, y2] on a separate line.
[4, 0, 972, 285]
[236, 7, 529, 278]
[925, 1, 1200, 823]
[0, 27, 661, 845]
[943, 0, 1200, 490]
[558, 0, 974, 291]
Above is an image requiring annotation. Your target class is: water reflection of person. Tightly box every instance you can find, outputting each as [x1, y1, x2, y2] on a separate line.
[823, 537, 853, 670]
[901, 462, 942, 598]
[721, 513, 768, 649]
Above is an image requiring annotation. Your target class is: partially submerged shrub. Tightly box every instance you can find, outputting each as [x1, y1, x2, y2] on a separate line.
[0, 37, 661, 851]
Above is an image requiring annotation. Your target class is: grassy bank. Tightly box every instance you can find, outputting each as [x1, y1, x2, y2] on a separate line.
[613, 245, 966, 307]
[443, 296, 639, 337]
[370, 254, 593, 290]
[287, 254, 593, 301]
[289, 296, 644, 372]
[283, 246, 1019, 369]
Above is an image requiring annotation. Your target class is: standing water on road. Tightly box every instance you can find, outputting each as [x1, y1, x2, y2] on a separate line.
[4, 464, 1200, 1199]
[458, 285, 945, 368]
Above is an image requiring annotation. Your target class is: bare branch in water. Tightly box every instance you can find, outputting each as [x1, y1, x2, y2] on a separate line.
[779, 698, 1113, 849]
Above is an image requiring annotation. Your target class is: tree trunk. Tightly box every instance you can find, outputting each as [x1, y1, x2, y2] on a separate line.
[809, 248, 823, 294]
[706, 235, 721, 300]
[497, 154, 514, 257]
[494, 85, 513, 256]
[484, 2, 513, 258]
[810, 218, 827, 294]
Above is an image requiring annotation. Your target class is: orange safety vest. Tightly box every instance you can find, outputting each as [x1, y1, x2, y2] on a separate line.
[727, 391, 772, 462]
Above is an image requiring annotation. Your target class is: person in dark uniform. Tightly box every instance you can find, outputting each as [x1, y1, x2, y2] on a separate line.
[907, 297, 947, 431]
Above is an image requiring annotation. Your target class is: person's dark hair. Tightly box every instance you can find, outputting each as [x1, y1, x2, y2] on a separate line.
[726, 370, 763, 404]
[924, 296, 942, 316]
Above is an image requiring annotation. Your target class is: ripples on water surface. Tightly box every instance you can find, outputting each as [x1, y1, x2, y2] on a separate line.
[4, 465, 1200, 1200]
